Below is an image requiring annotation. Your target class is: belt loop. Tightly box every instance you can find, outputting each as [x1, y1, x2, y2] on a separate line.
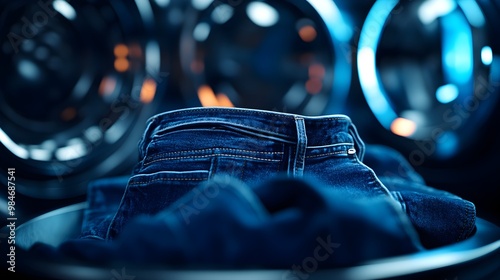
[348, 122, 365, 161]
[138, 117, 158, 161]
[294, 117, 307, 177]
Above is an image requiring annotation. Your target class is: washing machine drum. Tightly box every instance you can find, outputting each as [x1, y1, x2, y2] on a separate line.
[0, 0, 163, 198]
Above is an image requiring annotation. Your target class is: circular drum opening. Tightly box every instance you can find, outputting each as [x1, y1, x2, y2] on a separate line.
[178, 0, 353, 115]
[0, 0, 165, 198]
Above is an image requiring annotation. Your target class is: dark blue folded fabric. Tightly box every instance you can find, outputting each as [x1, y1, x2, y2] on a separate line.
[28, 175, 423, 268]
[77, 144, 477, 249]
[80, 176, 129, 240]
[103, 108, 392, 241]
[363, 144, 476, 248]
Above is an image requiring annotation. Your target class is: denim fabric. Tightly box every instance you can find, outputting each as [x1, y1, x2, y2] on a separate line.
[29, 175, 423, 268]
[363, 145, 477, 248]
[105, 107, 392, 240]
[80, 176, 129, 240]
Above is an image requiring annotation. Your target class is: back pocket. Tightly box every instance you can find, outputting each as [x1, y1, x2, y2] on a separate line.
[141, 123, 284, 175]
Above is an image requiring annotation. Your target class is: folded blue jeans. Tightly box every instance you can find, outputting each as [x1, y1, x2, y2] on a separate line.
[79, 107, 476, 251]
[30, 175, 423, 268]
[104, 107, 393, 240]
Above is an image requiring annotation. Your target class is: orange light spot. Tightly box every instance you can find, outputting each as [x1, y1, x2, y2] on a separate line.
[390, 117, 417, 137]
[216, 93, 234, 107]
[114, 58, 129, 72]
[309, 64, 325, 78]
[61, 107, 77, 122]
[299, 25, 317, 42]
[114, 44, 129, 57]
[98, 76, 117, 96]
[305, 78, 323, 95]
[197, 85, 219, 107]
[140, 78, 157, 104]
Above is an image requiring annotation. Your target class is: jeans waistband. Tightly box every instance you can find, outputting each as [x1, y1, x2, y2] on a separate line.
[140, 107, 365, 160]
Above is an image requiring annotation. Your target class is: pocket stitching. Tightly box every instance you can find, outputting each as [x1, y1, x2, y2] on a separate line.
[129, 170, 210, 185]
[150, 148, 284, 156]
[144, 154, 281, 166]
[129, 177, 208, 185]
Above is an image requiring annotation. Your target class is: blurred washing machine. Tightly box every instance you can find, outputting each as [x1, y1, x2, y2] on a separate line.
[342, 0, 500, 225]
[0, 0, 181, 222]
[174, 0, 353, 115]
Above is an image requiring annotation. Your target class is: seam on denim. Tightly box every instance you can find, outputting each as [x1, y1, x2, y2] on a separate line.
[306, 142, 354, 149]
[80, 235, 105, 240]
[209, 157, 216, 179]
[383, 196, 425, 250]
[218, 123, 298, 143]
[348, 124, 365, 161]
[153, 121, 296, 142]
[293, 117, 307, 177]
[145, 154, 282, 166]
[305, 150, 346, 159]
[147, 148, 284, 159]
[144, 148, 283, 165]
[129, 177, 208, 185]
[392, 191, 407, 214]
[105, 177, 134, 241]
[157, 107, 351, 121]
[139, 118, 158, 159]
[132, 170, 210, 177]
[355, 157, 392, 197]
[370, 171, 389, 196]
[151, 118, 353, 145]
